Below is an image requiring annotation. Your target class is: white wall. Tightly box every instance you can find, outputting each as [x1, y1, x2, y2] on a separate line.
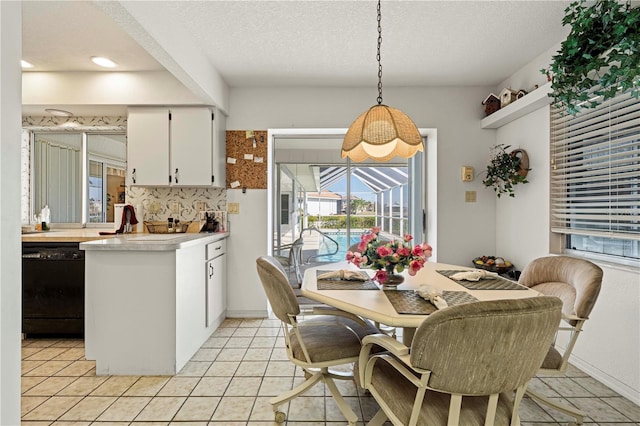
[23, 71, 203, 107]
[0, 1, 23, 423]
[494, 105, 550, 269]
[306, 199, 339, 216]
[495, 48, 640, 404]
[228, 86, 498, 266]
[226, 188, 268, 317]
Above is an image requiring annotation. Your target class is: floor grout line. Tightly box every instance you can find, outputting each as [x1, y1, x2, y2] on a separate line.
[20, 318, 640, 425]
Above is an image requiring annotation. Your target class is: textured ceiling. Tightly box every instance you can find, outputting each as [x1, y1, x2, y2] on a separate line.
[22, 0, 573, 115]
[157, 0, 571, 87]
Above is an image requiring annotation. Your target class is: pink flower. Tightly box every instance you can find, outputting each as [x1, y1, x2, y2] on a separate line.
[421, 243, 433, 259]
[376, 246, 394, 257]
[408, 258, 425, 275]
[373, 270, 388, 283]
[396, 246, 410, 257]
[346, 251, 363, 267]
[350, 227, 432, 281]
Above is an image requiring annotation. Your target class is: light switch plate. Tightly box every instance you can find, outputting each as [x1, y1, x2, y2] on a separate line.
[228, 202, 240, 214]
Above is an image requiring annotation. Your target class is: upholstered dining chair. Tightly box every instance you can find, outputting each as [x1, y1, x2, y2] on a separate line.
[518, 255, 603, 425]
[256, 256, 380, 425]
[357, 296, 563, 426]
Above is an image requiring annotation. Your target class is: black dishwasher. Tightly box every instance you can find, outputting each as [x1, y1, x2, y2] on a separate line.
[22, 242, 85, 336]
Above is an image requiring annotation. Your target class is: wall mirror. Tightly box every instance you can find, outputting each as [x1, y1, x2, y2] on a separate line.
[30, 131, 126, 225]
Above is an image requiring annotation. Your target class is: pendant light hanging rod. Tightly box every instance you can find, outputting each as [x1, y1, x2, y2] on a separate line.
[377, 0, 383, 105]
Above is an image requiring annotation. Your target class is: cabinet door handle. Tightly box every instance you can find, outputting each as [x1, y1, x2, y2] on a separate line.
[132, 168, 136, 184]
[209, 264, 214, 279]
[175, 168, 179, 184]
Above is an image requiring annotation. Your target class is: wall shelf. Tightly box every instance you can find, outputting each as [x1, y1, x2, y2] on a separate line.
[481, 82, 552, 129]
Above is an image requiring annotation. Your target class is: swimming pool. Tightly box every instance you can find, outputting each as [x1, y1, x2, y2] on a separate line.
[316, 232, 361, 262]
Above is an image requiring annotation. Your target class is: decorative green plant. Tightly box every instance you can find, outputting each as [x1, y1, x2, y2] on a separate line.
[482, 144, 530, 198]
[542, 0, 640, 115]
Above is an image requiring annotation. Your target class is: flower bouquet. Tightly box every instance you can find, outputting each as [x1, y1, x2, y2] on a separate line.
[346, 227, 432, 285]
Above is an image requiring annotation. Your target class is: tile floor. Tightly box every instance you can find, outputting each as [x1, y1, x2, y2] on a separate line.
[21, 317, 640, 425]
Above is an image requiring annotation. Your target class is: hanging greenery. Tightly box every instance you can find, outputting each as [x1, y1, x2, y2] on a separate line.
[542, 0, 640, 115]
[482, 145, 530, 198]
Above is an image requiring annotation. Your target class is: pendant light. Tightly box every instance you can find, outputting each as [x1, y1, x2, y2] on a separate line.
[342, 0, 423, 162]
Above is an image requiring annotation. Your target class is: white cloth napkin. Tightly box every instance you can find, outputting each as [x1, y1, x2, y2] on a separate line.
[317, 270, 367, 281]
[450, 269, 499, 281]
[416, 285, 448, 310]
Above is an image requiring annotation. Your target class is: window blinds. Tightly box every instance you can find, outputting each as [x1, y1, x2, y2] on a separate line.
[550, 88, 640, 240]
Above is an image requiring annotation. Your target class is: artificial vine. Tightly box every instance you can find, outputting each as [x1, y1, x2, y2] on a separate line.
[482, 145, 530, 198]
[542, 0, 640, 115]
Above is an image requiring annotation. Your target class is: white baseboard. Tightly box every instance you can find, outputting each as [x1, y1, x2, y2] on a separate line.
[226, 310, 268, 318]
[570, 354, 639, 405]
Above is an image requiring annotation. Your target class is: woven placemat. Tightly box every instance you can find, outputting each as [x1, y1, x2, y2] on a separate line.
[316, 270, 379, 290]
[384, 290, 479, 315]
[438, 270, 526, 291]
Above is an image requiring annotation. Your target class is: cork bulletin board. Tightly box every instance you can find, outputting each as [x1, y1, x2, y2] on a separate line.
[225, 130, 268, 190]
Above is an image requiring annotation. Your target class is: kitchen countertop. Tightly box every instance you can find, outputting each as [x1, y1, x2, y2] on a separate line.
[21, 228, 118, 243]
[80, 232, 228, 251]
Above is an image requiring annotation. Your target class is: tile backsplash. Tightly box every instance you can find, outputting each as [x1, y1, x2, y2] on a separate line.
[126, 186, 226, 223]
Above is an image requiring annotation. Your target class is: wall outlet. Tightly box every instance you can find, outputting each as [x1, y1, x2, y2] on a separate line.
[196, 201, 207, 212]
[170, 201, 180, 215]
[465, 191, 477, 203]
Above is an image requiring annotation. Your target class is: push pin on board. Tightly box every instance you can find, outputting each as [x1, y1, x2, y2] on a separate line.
[242, 187, 247, 194]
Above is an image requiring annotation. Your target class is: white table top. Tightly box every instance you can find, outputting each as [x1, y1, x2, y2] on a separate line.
[301, 260, 540, 329]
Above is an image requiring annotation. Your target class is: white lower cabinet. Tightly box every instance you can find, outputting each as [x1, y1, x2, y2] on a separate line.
[83, 234, 228, 375]
[206, 240, 226, 328]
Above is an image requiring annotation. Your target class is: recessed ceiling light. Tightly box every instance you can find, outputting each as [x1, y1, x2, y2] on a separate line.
[91, 56, 118, 68]
[21, 60, 34, 69]
[45, 108, 73, 117]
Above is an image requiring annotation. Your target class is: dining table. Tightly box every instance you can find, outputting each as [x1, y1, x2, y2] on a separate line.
[300, 260, 542, 345]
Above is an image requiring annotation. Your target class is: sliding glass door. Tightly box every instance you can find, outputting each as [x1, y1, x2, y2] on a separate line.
[272, 136, 424, 263]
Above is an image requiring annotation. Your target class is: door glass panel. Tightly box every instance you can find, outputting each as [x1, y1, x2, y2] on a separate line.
[272, 136, 419, 265]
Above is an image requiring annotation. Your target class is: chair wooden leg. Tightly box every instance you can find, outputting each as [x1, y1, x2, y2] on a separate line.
[526, 389, 584, 425]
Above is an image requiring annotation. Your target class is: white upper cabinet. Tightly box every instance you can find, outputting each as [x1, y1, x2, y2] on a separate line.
[127, 107, 170, 186]
[170, 108, 213, 186]
[127, 106, 225, 187]
[212, 110, 226, 188]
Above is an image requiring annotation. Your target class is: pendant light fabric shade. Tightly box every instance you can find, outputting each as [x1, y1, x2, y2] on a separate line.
[342, 104, 423, 162]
